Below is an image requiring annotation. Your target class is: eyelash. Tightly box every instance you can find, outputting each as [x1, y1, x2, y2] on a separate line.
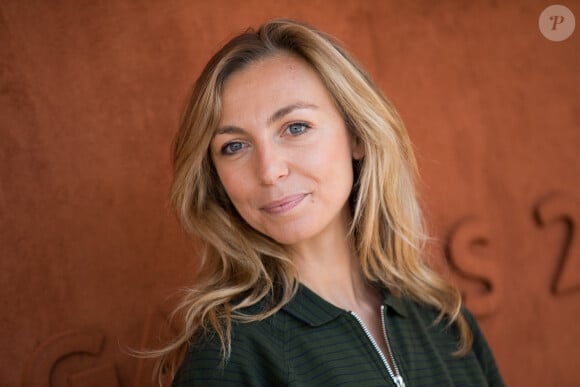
[284, 121, 311, 136]
[220, 141, 246, 155]
[219, 122, 312, 155]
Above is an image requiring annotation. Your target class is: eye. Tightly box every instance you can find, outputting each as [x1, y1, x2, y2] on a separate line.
[285, 122, 310, 136]
[221, 141, 246, 155]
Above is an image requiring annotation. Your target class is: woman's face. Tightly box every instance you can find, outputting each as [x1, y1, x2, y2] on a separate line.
[210, 53, 363, 251]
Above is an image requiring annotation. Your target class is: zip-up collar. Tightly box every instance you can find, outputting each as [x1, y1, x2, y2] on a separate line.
[282, 283, 408, 326]
[380, 287, 409, 318]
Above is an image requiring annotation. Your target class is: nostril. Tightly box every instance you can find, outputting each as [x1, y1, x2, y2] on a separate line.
[258, 162, 289, 185]
[255, 147, 289, 185]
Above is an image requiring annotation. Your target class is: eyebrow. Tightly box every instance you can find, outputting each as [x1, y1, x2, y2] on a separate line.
[215, 102, 318, 135]
[267, 102, 318, 125]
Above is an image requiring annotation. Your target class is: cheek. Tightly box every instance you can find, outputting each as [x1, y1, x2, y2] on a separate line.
[307, 137, 354, 179]
[217, 168, 252, 206]
[323, 144, 356, 196]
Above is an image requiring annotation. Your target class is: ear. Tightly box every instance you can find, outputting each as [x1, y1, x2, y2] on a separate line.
[351, 136, 365, 160]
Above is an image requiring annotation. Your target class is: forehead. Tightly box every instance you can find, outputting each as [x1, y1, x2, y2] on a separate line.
[219, 54, 335, 124]
[223, 53, 321, 92]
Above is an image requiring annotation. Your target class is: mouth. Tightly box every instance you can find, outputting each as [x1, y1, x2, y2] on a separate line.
[260, 193, 309, 215]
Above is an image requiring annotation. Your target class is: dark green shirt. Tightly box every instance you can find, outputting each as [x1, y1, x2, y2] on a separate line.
[173, 285, 504, 386]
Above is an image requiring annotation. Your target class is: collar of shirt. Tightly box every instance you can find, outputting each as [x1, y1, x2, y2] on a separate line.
[281, 283, 409, 327]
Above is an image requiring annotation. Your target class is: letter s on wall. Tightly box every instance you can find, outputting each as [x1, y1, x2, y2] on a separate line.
[446, 217, 503, 318]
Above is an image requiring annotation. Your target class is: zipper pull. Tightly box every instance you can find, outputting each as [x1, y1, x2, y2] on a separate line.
[393, 375, 405, 387]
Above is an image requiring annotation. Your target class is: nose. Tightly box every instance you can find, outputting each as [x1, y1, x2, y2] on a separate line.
[255, 143, 289, 185]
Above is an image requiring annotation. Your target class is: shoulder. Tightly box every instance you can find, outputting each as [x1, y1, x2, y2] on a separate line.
[172, 310, 289, 386]
[460, 307, 505, 387]
[388, 296, 505, 387]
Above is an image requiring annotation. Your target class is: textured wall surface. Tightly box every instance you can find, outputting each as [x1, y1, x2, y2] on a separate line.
[1, 1, 579, 386]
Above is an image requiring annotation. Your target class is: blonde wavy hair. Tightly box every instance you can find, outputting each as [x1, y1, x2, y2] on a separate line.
[154, 18, 472, 383]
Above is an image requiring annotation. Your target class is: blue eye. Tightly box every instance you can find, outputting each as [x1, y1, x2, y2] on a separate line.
[286, 122, 310, 136]
[221, 141, 245, 155]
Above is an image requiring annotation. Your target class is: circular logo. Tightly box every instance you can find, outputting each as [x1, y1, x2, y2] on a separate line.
[539, 4, 575, 41]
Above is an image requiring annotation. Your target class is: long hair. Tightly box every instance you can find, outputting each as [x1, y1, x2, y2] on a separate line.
[154, 18, 472, 383]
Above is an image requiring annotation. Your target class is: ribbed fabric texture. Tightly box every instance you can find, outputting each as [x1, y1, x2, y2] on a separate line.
[173, 285, 504, 386]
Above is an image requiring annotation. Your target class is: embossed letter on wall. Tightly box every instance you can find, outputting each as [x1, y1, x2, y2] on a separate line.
[535, 193, 580, 296]
[20, 329, 119, 387]
[446, 217, 503, 318]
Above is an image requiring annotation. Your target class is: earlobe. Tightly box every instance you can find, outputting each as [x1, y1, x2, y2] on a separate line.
[351, 137, 365, 160]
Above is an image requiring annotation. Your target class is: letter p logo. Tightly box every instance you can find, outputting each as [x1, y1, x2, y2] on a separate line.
[550, 15, 565, 30]
[539, 5, 576, 41]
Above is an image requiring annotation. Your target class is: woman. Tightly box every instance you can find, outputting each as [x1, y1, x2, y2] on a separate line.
[158, 19, 504, 386]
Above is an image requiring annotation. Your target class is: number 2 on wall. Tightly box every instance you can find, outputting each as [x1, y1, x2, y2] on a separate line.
[535, 193, 580, 295]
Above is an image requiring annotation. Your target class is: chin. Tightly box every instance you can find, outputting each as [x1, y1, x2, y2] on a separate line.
[269, 233, 305, 246]
[261, 227, 312, 247]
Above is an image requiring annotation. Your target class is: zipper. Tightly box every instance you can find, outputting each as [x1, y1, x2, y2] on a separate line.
[350, 305, 405, 387]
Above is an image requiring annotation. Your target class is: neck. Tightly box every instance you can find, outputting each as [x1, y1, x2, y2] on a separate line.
[289, 223, 374, 311]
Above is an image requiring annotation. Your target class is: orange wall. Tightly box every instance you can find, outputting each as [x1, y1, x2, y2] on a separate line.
[1, 1, 579, 386]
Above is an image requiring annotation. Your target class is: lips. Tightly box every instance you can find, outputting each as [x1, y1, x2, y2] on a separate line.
[260, 193, 309, 215]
